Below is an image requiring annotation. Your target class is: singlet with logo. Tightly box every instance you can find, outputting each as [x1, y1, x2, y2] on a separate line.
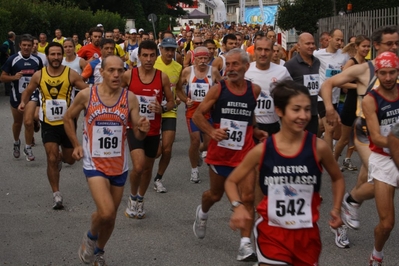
[38, 66, 74, 125]
[245, 62, 292, 124]
[313, 48, 349, 104]
[205, 80, 256, 167]
[367, 87, 399, 156]
[83, 58, 102, 85]
[257, 132, 322, 229]
[128, 68, 163, 136]
[154, 56, 182, 118]
[1, 52, 43, 102]
[83, 86, 130, 176]
[185, 65, 213, 119]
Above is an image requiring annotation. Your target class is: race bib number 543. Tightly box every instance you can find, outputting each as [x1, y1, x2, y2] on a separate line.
[217, 118, 247, 150]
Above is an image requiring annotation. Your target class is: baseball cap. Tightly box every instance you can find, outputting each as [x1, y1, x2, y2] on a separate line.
[97, 24, 103, 27]
[375, 51, 399, 72]
[129, 28, 137, 34]
[138, 28, 144, 33]
[160, 38, 178, 48]
[178, 33, 183, 37]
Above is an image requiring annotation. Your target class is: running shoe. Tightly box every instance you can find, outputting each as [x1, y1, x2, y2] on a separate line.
[34, 120, 40, 132]
[136, 200, 145, 219]
[190, 170, 201, 183]
[237, 243, 257, 261]
[78, 232, 96, 264]
[93, 252, 107, 266]
[13, 140, 20, 158]
[23, 147, 35, 161]
[369, 254, 383, 266]
[201, 151, 207, 159]
[330, 225, 350, 248]
[52, 191, 64, 210]
[125, 197, 137, 218]
[341, 193, 360, 229]
[197, 151, 203, 167]
[193, 205, 207, 239]
[342, 158, 358, 171]
[154, 179, 167, 193]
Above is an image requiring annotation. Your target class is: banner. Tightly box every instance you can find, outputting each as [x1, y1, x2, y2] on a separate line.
[239, 0, 245, 23]
[202, 0, 226, 23]
[244, 5, 278, 25]
[258, 0, 264, 22]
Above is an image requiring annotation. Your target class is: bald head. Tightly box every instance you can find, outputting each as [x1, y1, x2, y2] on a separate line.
[297, 32, 315, 57]
[298, 32, 314, 44]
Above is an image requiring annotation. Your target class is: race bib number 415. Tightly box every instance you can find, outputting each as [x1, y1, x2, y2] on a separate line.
[267, 183, 313, 229]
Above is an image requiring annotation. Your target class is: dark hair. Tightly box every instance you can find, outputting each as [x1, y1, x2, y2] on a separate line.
[140, 32, 149, 38]
[203, 39, 216, 46]
[138, 40, 158, 55]
[371, 25, 398, 44]
[45, 42, 64, 56]
[100, 38, 115, 48]
[222, 33, 237, 45]
[89, 27, 104, 36]
[319, 31, 329, 40]
[161, 30, 174, 39]
[271, 80, 311, 115]
[20, 34, 33, 43]
[329, 28, 341, 37]
[254, 36, 273, 50]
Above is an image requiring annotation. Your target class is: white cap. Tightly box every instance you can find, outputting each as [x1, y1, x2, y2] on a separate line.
[97, 24, 103, 27]
[138, 28, 144, 33]
[129, 28, 137, 34]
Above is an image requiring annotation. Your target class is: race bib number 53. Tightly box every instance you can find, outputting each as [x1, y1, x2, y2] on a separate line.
[267, 184, 313, 229]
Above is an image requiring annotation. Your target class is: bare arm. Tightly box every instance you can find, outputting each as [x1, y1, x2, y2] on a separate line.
[70, 69, 89, 90]
[79, 58, 88, 72]
[175, 67, 189, 104]
[317, 138, 344, 229]
[340, 59, 358, 91]
[128, 91, 150, 140]
[121, 69, 132, 88]
[192, 83, 227, 141]
[183, 51, 192, 68]
[225, 143, 263, 230]
[0, 70, 23, 83]
[211, 57, 222, 71]
[362, 94, 388, 148]
[388, 124, 399, 169]
[161, 73, 174, 111]
[63, 89, 90, 160]
[211, 66, 222, 83]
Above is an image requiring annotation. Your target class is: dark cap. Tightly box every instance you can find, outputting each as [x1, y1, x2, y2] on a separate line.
[160, 38, 177, 48]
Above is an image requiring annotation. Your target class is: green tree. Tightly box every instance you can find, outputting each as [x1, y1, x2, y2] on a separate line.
[277, 0, 334, 34]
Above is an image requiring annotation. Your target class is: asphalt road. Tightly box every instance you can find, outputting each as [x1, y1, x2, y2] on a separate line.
[1, 84, 399, 266]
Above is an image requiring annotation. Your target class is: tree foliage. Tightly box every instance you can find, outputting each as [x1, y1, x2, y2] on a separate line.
[0, 0, 125, 41]
[277, 0, 398, 34]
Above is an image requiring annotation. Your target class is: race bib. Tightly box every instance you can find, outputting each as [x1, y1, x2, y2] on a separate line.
[326, 68, 341, 78]
[268, 184, 313, 229]
[92, 121, 123, 158]
[380, 124, 393, 155]
[217, 118, 247, 150]
[303, 74, 320, 96]
[138, 95, 156, 120]
[45, 99, 67, 121]
[19, 76, 31, 93]
[190, 83, 209, 102]
[254, 91, 274, 117]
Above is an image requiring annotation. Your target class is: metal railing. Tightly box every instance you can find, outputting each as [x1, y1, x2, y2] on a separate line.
[317, 6, 399, 48]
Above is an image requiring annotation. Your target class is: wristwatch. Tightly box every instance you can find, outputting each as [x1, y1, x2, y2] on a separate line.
[231, 201, 243, 210]
[162, 105, 168, 113]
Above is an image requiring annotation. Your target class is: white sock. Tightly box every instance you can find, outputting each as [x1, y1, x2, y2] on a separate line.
[14, 140, 20, 145]
[199, 207, 208, 219]
[25, 144, 31, 149]
[191, 167, 198, 173]
[372, 247, 383, 259]
[240, 237, 251, 247]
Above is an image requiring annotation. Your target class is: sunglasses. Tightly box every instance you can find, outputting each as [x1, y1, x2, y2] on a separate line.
[194, 42, 203, 45]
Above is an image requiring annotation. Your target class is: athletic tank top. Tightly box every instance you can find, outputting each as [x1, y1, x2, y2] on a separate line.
[83, 86, 130, 176]
[257, 132, 323, 229]
[39, 66, 74, 125]
[128, 68, 163, 136]
[185, 65, 213, 118]
[205, 79, 256, 167]
[367, 87, 399, 156]
[154, 56, 182, 118]
[37, 42, 48, 54]
[62, 56, 82, 75]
